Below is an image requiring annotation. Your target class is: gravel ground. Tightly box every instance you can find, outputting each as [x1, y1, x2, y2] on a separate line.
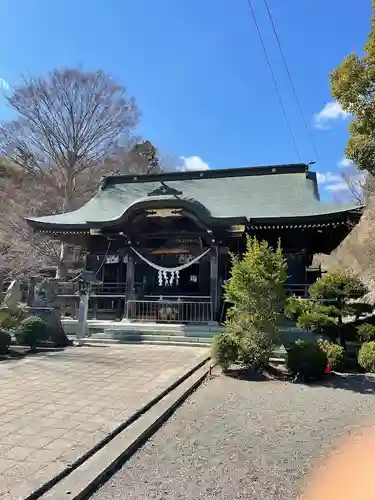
[91, 371, 375, 500]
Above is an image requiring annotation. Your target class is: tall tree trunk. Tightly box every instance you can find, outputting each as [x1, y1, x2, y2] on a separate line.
[55, 176, 73, 280]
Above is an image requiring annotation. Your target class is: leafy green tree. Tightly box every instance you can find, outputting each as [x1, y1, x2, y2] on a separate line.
[308, 271, 369, 347]
[284, 295, 312, 321]
[297, 310, 338, 337]
[285, 295, 340, 339]
[223, 236, 288, 366]
[330, 1, 375, 174]
[285, 271, 371, 347]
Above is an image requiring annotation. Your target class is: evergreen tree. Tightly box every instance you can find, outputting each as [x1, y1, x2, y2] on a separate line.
[331, 1, 375, 175]
[223, 236, 287, 365]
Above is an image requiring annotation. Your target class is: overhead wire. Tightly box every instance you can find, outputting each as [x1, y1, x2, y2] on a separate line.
[246, 0, 302, 163]
[261, 0, 320, 162]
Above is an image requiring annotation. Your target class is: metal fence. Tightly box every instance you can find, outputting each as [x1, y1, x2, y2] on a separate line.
[125, 299, 213, 323]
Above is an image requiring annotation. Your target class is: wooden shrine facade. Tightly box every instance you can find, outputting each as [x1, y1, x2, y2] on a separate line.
[26, 164, 364, 323]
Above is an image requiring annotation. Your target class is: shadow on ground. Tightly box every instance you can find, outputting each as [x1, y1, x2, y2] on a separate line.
[223, 364, 290, 382]
[0, 346, 67, 363]
[318, 373, 375, 395]
[222, 365, 375, 395]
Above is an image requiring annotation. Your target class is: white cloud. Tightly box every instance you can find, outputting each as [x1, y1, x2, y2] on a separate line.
[317, 164, 367, 196]
[317, 171, 350, 193]
[338, 156, 353, 168]
[314, 101, 350, 129]
[325, 181, 350, 193]
[0, 78, 9, 90]
[316, 172, 342, 184]
[178, 156, 209, 172]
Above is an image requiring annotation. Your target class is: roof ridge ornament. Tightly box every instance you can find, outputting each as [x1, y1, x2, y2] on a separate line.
[147, 181, 183, 197]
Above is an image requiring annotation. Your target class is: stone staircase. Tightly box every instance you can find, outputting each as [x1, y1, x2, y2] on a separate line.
[62, 319, 223, 347]
[61, 318, 311, 355]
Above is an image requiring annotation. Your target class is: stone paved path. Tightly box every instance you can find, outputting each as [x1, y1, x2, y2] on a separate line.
[0, 344, 208, 499]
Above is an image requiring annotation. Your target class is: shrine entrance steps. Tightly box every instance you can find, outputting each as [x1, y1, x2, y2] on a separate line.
[61, 319, 307, 355]
[61, 319, 222, 347]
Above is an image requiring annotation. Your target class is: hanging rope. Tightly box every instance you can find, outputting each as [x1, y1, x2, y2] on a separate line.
[130, 247, 210, 287]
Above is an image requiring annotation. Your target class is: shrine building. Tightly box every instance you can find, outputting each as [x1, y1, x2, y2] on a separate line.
[26, 163, 363, 324]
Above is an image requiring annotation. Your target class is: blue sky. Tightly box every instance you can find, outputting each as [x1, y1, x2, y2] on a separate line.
[0, 0, 371, 200]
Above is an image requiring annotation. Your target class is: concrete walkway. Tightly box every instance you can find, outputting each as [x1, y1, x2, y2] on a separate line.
[0, 344, 208, 499]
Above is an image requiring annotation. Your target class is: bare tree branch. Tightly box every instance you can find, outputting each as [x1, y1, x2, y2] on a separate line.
[340, 166, 367, 205]
[0, 68, 174, 281]
[0, 68, 140, 278]
[0, 68, 139, 210]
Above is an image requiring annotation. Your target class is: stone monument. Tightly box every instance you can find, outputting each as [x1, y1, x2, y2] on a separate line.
[30, 278, 71, 347]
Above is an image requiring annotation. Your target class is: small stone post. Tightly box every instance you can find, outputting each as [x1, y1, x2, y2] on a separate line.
[26, 276, 37, 306]
[76, 282, 90, 346]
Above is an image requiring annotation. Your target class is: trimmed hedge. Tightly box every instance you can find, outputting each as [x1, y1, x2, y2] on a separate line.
[286, 340, 327, 380]
[358, 342, 375, 373]
[211, 332, 239, 371]
[15, 316, 48, 351]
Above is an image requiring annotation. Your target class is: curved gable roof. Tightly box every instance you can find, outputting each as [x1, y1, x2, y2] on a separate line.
[26, 164, 363, 231]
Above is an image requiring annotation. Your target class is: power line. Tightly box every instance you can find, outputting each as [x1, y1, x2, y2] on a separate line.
[246, 0, 301, 162]
[262, 0, 320, 161]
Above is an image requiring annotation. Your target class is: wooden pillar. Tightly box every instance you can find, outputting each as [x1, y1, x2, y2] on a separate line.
[125, 251, 135, 320]
[210, 245, 220, 322]
[116, 255, 126, 320]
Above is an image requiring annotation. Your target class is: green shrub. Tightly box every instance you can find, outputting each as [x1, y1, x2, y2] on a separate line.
[318, 339, 344, 370]
[309, 271, 368, 303]
[15, 316, 48, 351]
[358, 342, 375, 373]
[297, 310, 338, 335]
[357, 324, 375, 343]
[284, 296, 311, 321]
[0, 308, 26, 330]
[286, 340, 328, 380]
[0, 329, 11, 355]
[237, 335, 266, 367]
[211, 332, 239, 371]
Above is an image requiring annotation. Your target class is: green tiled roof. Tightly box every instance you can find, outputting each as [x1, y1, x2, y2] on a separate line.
[26, 164, 363, 231]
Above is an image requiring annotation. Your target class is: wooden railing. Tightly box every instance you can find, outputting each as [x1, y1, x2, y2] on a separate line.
[285, 284, 310, 298]
[50, 282, 313, 321]
[57, 281, 126, 295]
[56, 281, 127, 320]
[125, 298, 213, 324]
[57, 295, 126, 320]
